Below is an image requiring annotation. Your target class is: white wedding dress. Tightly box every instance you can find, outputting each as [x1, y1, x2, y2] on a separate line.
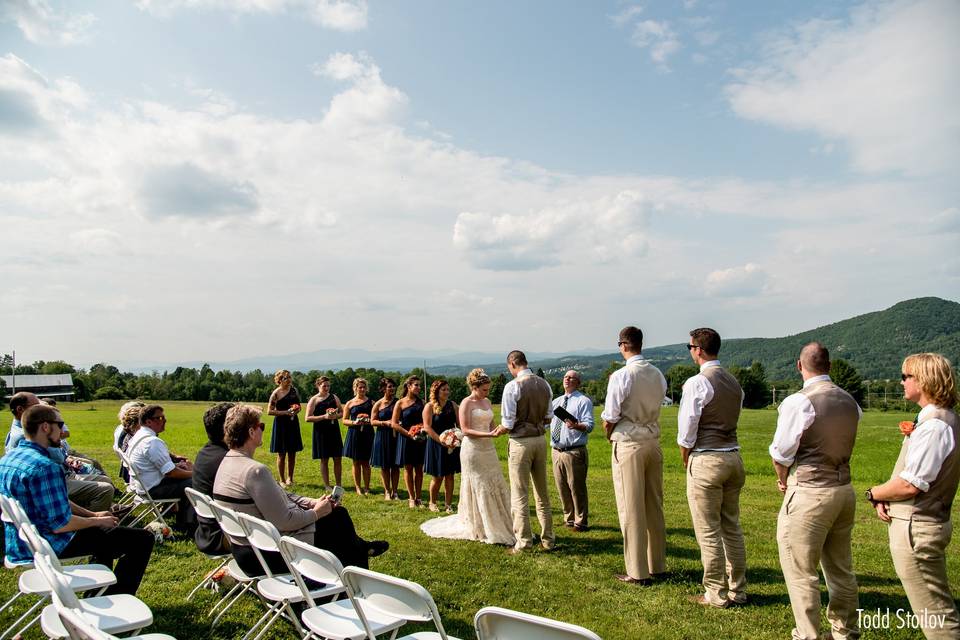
[420, 408, 516, 546]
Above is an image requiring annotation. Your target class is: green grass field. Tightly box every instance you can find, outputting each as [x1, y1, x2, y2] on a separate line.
[2, 401, 957, 639]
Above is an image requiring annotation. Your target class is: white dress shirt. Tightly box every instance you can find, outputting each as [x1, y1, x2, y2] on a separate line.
[126, 426, 175, 492]
[899, 404, 956, 492]
[600, 355, 667, 423]
[769, 375, 862, 466]
[550, 390, 595, 449]
[501, 368, 552, 430]
[676, 360, 743, 451]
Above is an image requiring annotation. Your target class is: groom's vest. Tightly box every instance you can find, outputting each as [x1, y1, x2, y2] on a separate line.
[611, 360, 664, 442]
[694, 366, 742, 450]
[510, 374, 552, 438]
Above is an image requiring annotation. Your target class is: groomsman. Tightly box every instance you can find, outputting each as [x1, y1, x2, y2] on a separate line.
[770, 342, 860, 640]
[602, 326, 668, 584]
[550, 370, 594, 532]
[501, 350, 555, 553]
[678, 328, 747, 608]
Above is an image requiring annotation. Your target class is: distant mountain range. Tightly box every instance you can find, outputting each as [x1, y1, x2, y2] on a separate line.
[123, 297, 958, 382]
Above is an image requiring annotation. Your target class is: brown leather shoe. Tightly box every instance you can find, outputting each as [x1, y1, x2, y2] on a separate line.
[687, 594, 729, 608]
[615, 574, 652, 585]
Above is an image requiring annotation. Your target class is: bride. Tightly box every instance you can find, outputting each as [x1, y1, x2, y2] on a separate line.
[420, 369, 515, 546]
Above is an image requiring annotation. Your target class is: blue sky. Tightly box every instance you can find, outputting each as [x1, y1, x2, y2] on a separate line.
[1, 0, 957, 366]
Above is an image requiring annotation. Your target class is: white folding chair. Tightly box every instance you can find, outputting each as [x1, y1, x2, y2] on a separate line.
[32, 553, 154, 639]
[57, 606, 176, 640]
[236, 512, 343, 640]
[205, 502, 261, 627]
[340, 566, 463, 640]
[278, 537, 404, 640]
[474, 606, 602, 640]
[183, 488, 232, 601]
[112, 447, 178, 531]
[0, 496, 115, 640]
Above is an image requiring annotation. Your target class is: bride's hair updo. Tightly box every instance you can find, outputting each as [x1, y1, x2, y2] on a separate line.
[429, 379, 449, 415]
[467, 368, 491, 389]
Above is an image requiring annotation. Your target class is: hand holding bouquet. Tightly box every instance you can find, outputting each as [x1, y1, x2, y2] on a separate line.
[407, 425, 427, 441]
[355, 413, 371, 430]
[289, 403, 301, 416]
[439, 428, 463, 453]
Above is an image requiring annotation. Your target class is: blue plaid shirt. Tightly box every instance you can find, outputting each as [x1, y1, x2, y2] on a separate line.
[0, 441, 74, 563]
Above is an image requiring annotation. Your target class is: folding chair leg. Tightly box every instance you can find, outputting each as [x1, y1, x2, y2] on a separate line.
[210, 581, 256, 627]
[187, 556, 231, 601]
[0, 591, 22, 617]
[1, 595, 46, 640]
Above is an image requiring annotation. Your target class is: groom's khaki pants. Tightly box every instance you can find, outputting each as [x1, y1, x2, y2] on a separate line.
[612, 439, 666, 580]
[508, 435, 554, 550]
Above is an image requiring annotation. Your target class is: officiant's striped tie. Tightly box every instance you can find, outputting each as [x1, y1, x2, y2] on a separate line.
[552, 395, 569, 446]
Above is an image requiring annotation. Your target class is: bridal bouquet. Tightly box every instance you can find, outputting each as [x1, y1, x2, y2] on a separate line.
[407, 425, 428, 441]
[439, 428, 463, 453]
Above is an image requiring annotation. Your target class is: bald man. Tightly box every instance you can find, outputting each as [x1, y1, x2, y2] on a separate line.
[550, 370, 594, 532]
[769, 342, 861, 640]
[6, 392, 40, 453]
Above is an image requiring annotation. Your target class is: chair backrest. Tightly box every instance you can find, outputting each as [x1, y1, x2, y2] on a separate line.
[32, 554, 83, 610]
[341, 566, 448, 637]
[184, 487, 215, 519]
[21, 522, 67, 573]
[207, 501, 248, 541]
[278, 536, 345, 608]
[114, 446, 147, 494]
[474, 606, 602, 640]
[236, 512, 285, 579]
[57, 606, 113, 640]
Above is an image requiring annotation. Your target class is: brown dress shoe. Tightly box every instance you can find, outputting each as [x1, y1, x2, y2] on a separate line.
[615, 574, 652, 585]
[687, 594, 729, 608]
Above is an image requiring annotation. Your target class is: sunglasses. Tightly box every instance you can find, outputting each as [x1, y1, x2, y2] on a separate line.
[254, 422, 266, 431]
[46, 420, 65, 430]
[686, 344, 698, 351]
[900, 374, 914, 381]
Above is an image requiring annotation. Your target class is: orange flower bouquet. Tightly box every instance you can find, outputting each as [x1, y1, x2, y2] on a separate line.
[407, 425, 427, 441]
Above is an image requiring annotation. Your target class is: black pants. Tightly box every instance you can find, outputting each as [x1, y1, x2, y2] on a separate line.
[149, 476, 196, 534]
[61, 526, 155, 595]
[232, 506, 368, 578]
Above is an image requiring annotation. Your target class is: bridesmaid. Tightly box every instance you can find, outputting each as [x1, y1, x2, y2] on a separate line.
[392, 375, 426, 508]
[306, 375, 342, 490]
[267, 369, 303, 486]
[342, 378, 375, 496]
[423, 379, 461, 513]
[370, 377, 400, 500]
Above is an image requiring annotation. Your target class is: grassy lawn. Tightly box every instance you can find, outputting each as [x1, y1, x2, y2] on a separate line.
[2, 401, 957, 639]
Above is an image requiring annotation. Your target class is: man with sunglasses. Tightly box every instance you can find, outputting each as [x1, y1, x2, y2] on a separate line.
[0, 404, 155, 595]
[769, 342, 861, 640]
[678, 328, 747, 608]
[127, 404, 196, 534]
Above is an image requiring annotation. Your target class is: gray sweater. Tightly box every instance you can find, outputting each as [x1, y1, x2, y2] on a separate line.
[213, 450, 318, 545]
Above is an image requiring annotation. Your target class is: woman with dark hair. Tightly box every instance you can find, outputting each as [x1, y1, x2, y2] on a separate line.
[423, 380, 461, 512]
[342, 378, 375, 496]
[306, 376, 342, 491]
[392, 376, 425, 508]
[267, 370, 302, 487]
[213, 405, 388, 578]
[371, 378, 400, 501]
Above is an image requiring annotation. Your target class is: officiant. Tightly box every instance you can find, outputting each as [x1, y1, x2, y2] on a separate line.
[550, 370, 594, 532]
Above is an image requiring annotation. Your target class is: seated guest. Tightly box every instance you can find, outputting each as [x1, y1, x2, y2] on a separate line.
[191, 402, 235, 554]
[127, 404, 196, 534]
[114, 402, 145, 483]
[214, 404, 388, 577]
[41, 399, 110, 480]
[0, 404, 154, 595]
[7, 393, 113, 512]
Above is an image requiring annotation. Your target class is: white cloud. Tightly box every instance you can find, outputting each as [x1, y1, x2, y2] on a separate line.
[314, 52, 408, 129]
[452, 191, 651, 271]
[705, 263, 769, 297]
[444, 289, 494, 308]
[611, 4, 644, 26]
[929, 207, 959, 233]
[0, 0, 95, 45]
[630, 20, 681, 67]
[725, 0, 960, 175]
[135, 0, 367, 30]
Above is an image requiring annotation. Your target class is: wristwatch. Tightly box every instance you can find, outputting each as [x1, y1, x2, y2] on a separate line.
[865, 488, 876, 504]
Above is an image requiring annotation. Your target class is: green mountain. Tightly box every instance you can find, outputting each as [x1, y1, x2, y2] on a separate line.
[435, 297, 960, 382]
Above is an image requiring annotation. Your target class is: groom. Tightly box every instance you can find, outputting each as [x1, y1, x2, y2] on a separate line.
[500, 350, 555, 554]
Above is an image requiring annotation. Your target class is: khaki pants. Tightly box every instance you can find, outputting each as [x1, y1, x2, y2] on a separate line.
[889, 517, 960, 640]
[777, 484, 859, 640]
[611, 440, 666, 580]
[67, 477, 114, 512]
[552, 447, 588, 528]
[686, 451, 746, 605]
[508, 436, 554, 550]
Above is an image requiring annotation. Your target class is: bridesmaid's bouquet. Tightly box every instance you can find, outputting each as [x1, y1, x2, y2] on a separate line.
[439, 428, 463, 453]
[290, 403, 301, 414]
[356, 413, 371, 431]
[407, 425, 428, 441]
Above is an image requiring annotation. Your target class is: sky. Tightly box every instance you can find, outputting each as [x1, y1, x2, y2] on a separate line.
[0, 0, 958, 367]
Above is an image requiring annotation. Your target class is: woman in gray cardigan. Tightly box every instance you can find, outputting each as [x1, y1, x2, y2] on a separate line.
[213, 404, 388, 577]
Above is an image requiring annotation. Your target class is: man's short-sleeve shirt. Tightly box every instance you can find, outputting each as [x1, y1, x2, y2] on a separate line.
[0, 441, 74, 563]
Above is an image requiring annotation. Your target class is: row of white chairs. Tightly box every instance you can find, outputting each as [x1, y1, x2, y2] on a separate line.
[112, 446, 179, 532]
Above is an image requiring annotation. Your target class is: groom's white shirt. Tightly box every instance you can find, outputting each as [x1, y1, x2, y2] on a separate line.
[501, 368, 552, 430]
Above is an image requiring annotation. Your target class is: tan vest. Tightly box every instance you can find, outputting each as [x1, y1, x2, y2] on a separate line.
[695, 366, 742, 450]
[791, 381, 859, 487]
[889, 407, 960, 523]
[611, 360, 664, 442]
[509, 373, 552, 438]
